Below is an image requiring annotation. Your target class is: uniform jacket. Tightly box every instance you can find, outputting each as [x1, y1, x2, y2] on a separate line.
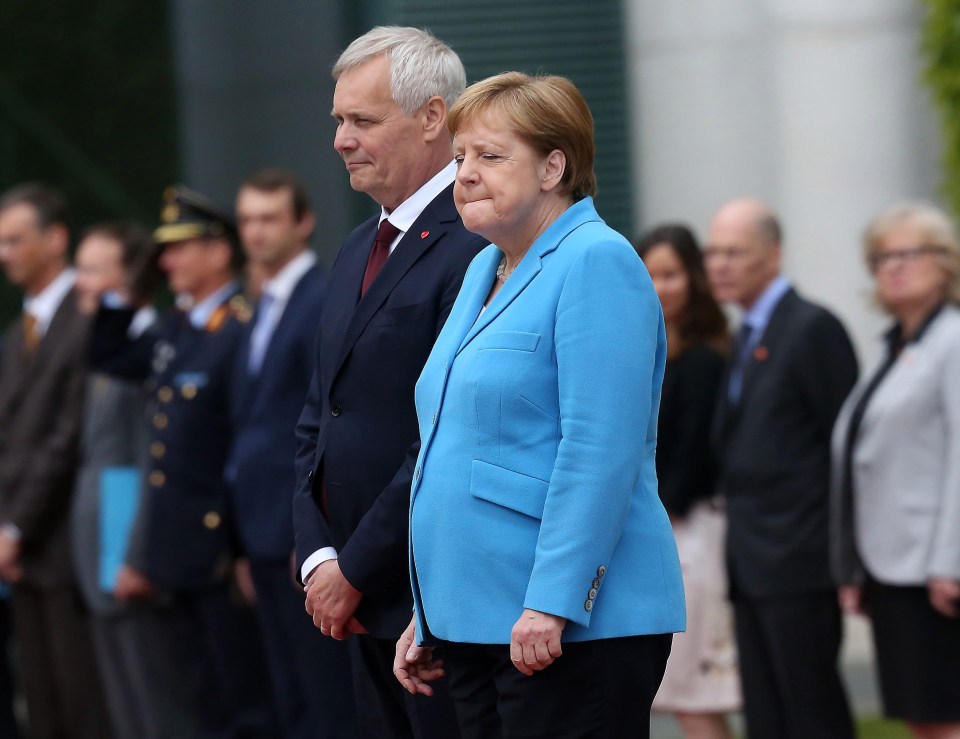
[229, 264, 325, 562]
[409, 197, 685, 645]
[293, 183, 486, 638]
[831, 304, 960, 586]
[134, 288, 251, 590]
[712, 288, 858, 598]
[0, 289, 89, 587]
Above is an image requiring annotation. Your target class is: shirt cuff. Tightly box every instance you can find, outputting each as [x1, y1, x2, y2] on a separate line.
[301, 547, 338, 583]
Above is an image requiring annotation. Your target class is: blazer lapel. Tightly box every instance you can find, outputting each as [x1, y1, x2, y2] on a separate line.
[738, 288, 797, 408]
[332, 185, 460, 380]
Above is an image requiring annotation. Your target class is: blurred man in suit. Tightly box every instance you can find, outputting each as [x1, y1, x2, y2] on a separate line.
[230, 169, 358, 739]
[706, 198, 857, 739]
[127, 186, 274, 738]
[292, 26, 486, 738]
[0, 183, 112, 738]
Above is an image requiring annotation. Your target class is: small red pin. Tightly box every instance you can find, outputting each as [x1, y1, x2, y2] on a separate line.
[753, 346, 769, 361]
[421, 230, 430, 239]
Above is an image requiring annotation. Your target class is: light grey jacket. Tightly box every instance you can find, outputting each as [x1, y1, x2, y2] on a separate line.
[830, 304, 960, 586]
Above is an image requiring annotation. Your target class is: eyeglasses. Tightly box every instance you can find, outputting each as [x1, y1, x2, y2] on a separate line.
[703, 246, 751, 261]
[868, 245, 946, 271]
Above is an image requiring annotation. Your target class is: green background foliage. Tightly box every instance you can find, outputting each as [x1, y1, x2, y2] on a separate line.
[922, 0, 960, 215]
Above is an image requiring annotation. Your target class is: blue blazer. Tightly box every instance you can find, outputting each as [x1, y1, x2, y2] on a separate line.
[410, 198, 685, 645]
[229, 264, 325, 562]
[292, 184, 486, 637]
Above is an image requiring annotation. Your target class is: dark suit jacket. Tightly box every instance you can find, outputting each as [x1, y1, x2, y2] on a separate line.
[135, 289, 250, 590]
[229, 263, 325, 562]
[713, 287, 857, 598]
[0, 288, 90, 587]
[293, 183, 486, 638]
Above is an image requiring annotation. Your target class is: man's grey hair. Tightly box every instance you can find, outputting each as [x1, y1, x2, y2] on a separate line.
[333, 26, 466, 115]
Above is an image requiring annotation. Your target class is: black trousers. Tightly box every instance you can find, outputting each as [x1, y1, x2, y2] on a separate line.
[733, 590, 854, 739]
[438, 634, 672, 739]
[249, 560, 359, 739]
[349, 634, 460, 739]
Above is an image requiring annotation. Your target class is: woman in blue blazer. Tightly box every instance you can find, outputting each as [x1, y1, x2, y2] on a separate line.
[393, 72, 685, 738]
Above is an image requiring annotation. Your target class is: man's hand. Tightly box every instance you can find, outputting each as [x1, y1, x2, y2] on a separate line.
[394, 616, 444, 697]
[114, 565, 155, 602]
[510, 608, 566, 676]
[0, 531, 21, 583]
[303, 559, 365, 640]
[929, 578, 960, 618]
[838, 585, 866, 616]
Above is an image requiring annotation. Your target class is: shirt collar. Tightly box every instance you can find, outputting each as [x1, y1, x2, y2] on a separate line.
[188, 280, 238, 329]
[261, 250, 317, 305]
[378, 160, 457, 243]
[23, 268, 75, 336]
[742, 275, 790, 333]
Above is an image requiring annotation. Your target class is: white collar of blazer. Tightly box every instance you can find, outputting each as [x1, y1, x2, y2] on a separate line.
[453, 197, 602, 356]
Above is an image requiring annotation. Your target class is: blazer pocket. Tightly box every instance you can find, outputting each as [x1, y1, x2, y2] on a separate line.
[477, 331, 540, 352]
[371, 302, 427, 326]
[470, 459, 549, 520]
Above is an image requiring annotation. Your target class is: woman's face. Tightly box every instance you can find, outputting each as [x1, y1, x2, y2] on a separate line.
[452, 112, 563, 249]
[642, 242, 690, 325]
[871, 220, 950, 315]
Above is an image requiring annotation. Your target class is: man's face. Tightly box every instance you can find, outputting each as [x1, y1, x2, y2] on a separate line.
[236, 186, 308, 272]
[705, 211, 780, 309]
[74, 233, 125, 315]
[0, 203, 65, 293]
[158, 238, 226, 299]
[332, 55, 430, 211]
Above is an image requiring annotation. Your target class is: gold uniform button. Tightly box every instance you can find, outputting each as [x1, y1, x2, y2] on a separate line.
[149, 471, 166, 487]
[203, 511, 221, 530]
[153, 413, 168, 429]
[157, 386, 173, 403]
[181, 384, 197, 399]
[150, 442, 166, 459]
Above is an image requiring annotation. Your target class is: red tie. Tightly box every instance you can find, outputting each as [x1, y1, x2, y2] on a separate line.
[361, 219, 401, 297]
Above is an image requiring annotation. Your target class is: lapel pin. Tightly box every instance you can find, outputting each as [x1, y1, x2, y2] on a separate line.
[753, 345, 769, 361]
[421, 230, 430, 239]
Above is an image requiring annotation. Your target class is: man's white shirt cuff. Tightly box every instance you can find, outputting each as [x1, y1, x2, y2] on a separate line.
[301, 547, 338, 583]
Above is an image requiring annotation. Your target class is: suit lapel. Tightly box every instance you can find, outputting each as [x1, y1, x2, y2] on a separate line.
[331, 185, 460, 380]
[738, 288, 797, 409]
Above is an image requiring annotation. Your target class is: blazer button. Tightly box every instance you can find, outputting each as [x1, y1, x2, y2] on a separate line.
[588, 588, 598, 600]
[597, 565, 606, 578]
[149, 470, 166, 488]
[203, 511, 221, 530]
[153, 412, 168, 429]
[331, 405, 342, 417]
[584, 599, 593, 612]
[150, 441, 166, 459]
[592, 578, 601, 589]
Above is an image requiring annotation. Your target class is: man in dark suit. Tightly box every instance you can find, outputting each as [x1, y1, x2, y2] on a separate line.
[293, 26, 485, 739]
[0, 183, 112, 738]
[230, 169, 358, 739]
[128, 186, 274, 738]
[706, 198, 857, 739]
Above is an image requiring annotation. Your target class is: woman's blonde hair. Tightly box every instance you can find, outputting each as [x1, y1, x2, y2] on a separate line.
[447, 72, 597, 200]
[863, 201, 960, 306]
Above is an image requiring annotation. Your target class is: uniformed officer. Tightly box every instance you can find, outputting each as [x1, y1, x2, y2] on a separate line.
[125, 186, 274, 738]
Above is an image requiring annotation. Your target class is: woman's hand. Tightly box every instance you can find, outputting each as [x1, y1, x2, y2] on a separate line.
[394, 615, 445, 696]
[510, 608, 566, 676]
[928, 578, 960, 618]
[838, 585, 866, 616]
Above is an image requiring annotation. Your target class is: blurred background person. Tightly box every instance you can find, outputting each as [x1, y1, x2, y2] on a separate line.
[230, 169, 358, 738]
[0, 183, 112, 739]
[832, 202, 960, 739]
[71, 221, 196, 739]
[394, 72, 684, 739]
[706, 198, 857, 739]
[636, 224, 740, 739]
[128, 186, 275, 738]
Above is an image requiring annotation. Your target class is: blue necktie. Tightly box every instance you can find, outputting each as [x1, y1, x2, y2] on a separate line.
[247, 291, 275, 375]
[727, 321, 754, 404]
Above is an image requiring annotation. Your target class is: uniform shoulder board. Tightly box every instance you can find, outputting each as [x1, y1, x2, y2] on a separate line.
[228, 294, 253, 324]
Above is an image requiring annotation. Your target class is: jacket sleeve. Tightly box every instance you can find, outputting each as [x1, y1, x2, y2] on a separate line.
[523, 237, 664, 627]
